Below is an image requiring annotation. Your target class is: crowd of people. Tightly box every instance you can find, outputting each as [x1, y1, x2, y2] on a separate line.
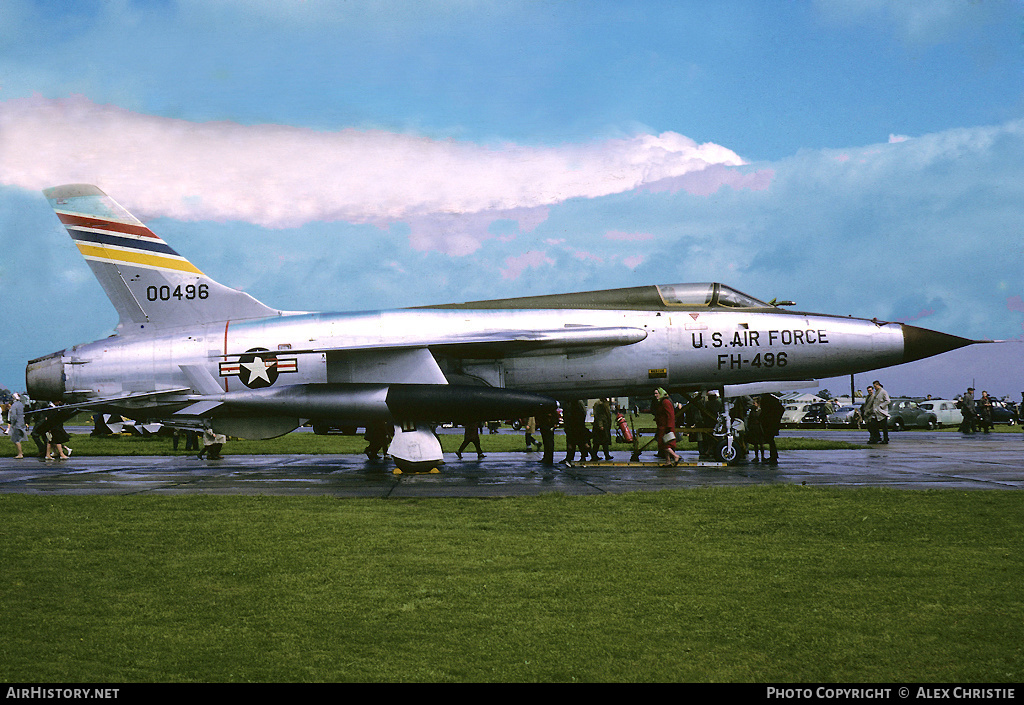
[0, 400, 228, 461]
[434, 389, 788, 467]
[952, 387, 1006, 434]
[432, 381, 1018, 467]
[1, 395, 74, 460]
[860, 380, 891, 445]
[4, 383, 1019, 465]
[855, 382, 1012, 441]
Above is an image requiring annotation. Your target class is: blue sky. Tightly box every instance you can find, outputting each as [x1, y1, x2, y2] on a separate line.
[1, 0, 1023, 400]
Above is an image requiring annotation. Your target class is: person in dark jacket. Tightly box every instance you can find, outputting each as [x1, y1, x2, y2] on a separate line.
[757, 393, 784, 466]
[590, 398, 613, 461]
[978, 391, 994, 433]
[561, 399, 590, 464]
[42, 404, 72, 460]
[746, 397, 765, 463]
[959, 388, 977, 433]
[536, 405, 558, 465]
[456, 423, 484, 460]
[363, 420, 391, 460]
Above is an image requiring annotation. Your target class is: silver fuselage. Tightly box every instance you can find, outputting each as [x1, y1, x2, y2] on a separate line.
[54, 307, 902, 403]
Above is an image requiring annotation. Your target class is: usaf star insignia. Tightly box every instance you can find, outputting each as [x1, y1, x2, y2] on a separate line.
[220, 347, 298, 389]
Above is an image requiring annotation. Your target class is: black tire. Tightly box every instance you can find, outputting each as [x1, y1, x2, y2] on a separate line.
[715, 439, 738, 463]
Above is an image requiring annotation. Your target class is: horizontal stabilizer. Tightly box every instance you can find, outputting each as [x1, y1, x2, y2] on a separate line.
[25, 387, 192, 414]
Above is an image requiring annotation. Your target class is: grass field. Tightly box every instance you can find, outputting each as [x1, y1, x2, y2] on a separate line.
[1, 487, 1021, 682]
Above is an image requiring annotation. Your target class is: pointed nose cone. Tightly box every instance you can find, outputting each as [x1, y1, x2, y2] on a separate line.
[901, 324, 975, 364]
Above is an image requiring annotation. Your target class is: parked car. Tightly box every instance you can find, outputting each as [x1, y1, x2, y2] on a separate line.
[917, 400, 962, 427]
[988, 400, 1018, 425]
[886, 398, 939, 431]
[799, 402, 832, 426]
[826, 405, 861, 428]
[782, 403, 817, 426]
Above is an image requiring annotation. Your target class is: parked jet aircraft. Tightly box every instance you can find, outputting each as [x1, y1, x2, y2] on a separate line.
[27, 184, 976, 469]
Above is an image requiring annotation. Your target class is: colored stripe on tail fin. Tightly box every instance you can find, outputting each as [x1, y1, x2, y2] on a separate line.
[44, 184, 280, 332]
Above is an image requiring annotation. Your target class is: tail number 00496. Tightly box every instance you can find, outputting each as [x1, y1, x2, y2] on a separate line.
[146, 284, 209, 302]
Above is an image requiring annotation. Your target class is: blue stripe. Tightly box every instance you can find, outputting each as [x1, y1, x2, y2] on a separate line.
[67, 228, 181, 257]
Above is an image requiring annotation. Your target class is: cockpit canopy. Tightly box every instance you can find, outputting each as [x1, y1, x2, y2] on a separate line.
[427, 282, 777, 311]
[656, 283, 771, 309]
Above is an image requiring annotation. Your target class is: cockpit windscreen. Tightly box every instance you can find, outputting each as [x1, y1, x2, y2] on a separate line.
[657, 283, 771, 308]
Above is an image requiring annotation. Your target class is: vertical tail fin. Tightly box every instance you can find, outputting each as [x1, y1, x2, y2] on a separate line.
[44, 184, 280, 332]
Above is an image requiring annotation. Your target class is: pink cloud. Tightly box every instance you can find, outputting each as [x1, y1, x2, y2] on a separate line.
[1007, 296, 1024, 313]
[500, 251, 555, 280]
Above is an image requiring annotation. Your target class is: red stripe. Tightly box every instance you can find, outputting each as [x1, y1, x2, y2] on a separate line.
[57, 213, 158, 239]
[223, 321, 231, 392]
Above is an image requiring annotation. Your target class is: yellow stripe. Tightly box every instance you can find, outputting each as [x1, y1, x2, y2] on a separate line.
[76, 243, 204, 275]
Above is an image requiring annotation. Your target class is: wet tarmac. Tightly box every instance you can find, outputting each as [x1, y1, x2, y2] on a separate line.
[1, 430, 1021, 497]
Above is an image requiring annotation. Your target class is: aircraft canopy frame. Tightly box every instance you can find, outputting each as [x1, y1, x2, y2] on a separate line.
[657, 283, 771, 309]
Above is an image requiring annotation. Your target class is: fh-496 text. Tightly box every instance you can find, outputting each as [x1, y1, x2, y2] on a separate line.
[717, 352, 788, 370]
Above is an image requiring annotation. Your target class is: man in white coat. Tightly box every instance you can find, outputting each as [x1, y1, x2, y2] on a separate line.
[866, 380, 891, 445]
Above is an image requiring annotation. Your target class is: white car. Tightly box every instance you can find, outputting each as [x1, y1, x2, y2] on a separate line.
[917, 400, 963, 427]
[781, 403, 816, 426]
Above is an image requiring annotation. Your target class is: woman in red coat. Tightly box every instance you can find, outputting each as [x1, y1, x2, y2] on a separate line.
[653, 388, 681, 465]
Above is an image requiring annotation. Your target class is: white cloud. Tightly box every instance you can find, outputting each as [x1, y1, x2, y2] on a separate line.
[0, 95, 754, 256]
